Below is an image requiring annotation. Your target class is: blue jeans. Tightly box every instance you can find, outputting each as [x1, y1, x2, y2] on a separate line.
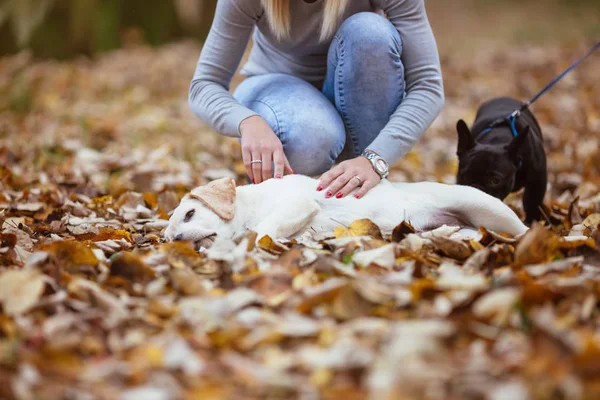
[233, 12, 406, 176]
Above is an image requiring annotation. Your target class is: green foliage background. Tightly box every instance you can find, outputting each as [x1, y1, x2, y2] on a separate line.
[0, 0, 598, 59]
[0, 0, 217, 58]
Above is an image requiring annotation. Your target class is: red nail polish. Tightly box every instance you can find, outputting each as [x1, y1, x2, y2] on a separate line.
[292, 169, 296, 174]
[336, 192, 343, 199]
[326, 191, 333, 198]
[252, 179, 255, 184]
[317, 186, 323, 191]
[276, 175, 282, 179]
[354, 194, 360, 199]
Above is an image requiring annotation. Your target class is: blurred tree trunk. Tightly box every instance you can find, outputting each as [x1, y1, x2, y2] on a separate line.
[0, 0, 218, 58]
[125, 0, 180, 46]
[95, 0, 121, 52]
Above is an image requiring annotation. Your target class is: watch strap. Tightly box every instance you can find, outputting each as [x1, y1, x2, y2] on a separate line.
[361, 150, 389, 179]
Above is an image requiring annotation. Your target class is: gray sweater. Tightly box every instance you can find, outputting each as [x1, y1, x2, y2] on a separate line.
[189, 0, 444, 164]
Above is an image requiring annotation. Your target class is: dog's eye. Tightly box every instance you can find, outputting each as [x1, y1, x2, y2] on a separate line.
[184, 209, 195, 222]
[488, 177, 501, 186]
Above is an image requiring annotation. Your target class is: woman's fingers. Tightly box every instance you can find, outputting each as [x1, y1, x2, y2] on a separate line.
[251, 152, 263, 184]
[354, 178, 378, 199]
[283, 156, 294, 175]
[273, 148, 285, 179]
[337, 175, 363, 198]
[317, 165, 343, 192]
[242, 148, 254, 183]
[261, 151, 272, 182]
[325, 172, 353, 198]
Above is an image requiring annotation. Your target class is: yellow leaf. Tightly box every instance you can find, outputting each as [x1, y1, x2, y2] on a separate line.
[310, 368, 333, 388]
[142, 192, 159, 209]
[160, 242, 204, 269]
[257, 235, 288, 254]
[334, 219, 382, 240]
[41, 240, 99, 274]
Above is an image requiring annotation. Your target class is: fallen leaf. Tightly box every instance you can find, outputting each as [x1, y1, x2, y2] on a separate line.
[110, 252, 156, 283]
[335, 219, 383, 240]
[160, 242, 204, 270]
[41, 240, 99, 274]
[0, 269, 45, 315]
[257, 235, 289, 254]
[582, 213, 600, 236]
[391, 221, 415, 243]
[514, 223, 561, 266]
[352, 244, 396, 269]
[430, 236, 472, 260]
[473, 287, 521, 325]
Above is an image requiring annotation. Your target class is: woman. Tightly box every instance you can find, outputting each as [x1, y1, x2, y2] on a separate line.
[189, 0, 444, 199]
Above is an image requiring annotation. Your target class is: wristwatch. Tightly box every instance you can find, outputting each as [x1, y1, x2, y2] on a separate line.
[361, 150, 389, 179]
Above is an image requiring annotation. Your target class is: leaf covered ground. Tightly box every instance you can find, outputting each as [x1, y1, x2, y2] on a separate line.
[1, 40, 600, 399]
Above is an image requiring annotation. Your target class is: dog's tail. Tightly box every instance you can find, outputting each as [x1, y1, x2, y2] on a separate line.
[416, 183, 528, 236]
[450, 185, 528, 236]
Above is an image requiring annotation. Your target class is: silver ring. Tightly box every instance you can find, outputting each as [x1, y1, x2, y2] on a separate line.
[251, 160, 263, 164]
[353, 175, 362, 183]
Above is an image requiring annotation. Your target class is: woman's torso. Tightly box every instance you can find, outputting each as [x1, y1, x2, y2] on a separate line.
[240, 0, 378, 86]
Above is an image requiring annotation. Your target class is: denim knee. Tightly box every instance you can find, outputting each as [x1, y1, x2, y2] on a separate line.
[284, 118, 346, 176]
[334, 12, 402, 56]
[234, 74, 346, 177]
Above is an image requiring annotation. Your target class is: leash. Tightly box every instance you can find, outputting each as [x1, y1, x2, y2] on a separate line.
[480, 40, 600, 137]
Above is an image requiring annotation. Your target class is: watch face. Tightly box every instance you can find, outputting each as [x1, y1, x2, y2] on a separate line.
[375, 159, 388, 172]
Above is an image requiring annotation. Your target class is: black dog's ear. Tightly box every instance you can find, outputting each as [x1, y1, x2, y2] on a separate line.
[507, 126, 530, 164]
[456, 120, 475, 156]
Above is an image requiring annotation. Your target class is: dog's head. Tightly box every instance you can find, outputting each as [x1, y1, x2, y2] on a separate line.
[455, 119, 530, 200]
[164, 177, 237, 248]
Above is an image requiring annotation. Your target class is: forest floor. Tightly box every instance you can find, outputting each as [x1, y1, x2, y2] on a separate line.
[0, 3, 600, 399]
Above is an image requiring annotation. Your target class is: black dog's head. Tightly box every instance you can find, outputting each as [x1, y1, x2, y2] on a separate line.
[455, 120, 530, 200]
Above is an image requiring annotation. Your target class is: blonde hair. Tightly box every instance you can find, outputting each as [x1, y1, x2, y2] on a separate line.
[261, 0, 349, 42]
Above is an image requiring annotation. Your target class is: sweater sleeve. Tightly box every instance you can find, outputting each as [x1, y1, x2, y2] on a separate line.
[367, 0, 445, 164]
[188, 0, 261, 137]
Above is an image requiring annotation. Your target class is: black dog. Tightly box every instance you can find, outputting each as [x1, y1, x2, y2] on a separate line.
[456, 97, 547, 224]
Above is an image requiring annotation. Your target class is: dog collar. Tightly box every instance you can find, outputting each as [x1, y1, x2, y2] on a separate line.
[479, 113, 523, 169]
[479, 113, 519, 138]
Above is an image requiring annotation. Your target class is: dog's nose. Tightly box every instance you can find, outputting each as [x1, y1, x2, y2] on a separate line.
[174, 234, 183, 241]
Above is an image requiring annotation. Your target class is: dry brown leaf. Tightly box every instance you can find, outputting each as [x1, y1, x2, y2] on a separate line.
[109, 251, 156, 283]
[479, 227, 517, 245]
[391, 221, 415, 243]
[41, 240, 99, 274]
[296, 278, 349, 313]
[334, 219, 383, 240]
[582, 213, 600, 236]
[160, 242, 204, 270]
[1, 36, 600, 399]
[170, 269, 207, 296]
[331, 285, 374, 321]
[257, 235, 289, 254]
[430, 236, 472, 260]
[514, 223, 561, 266]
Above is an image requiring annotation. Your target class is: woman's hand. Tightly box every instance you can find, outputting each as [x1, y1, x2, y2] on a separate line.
[240, 116, 294, 183]
[317, 156, 381, 199]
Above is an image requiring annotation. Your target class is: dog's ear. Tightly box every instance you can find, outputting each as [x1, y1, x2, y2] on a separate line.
[506, 126, 530, 165]
[456, 120, 475, 156]
[188, 177, 236, 221]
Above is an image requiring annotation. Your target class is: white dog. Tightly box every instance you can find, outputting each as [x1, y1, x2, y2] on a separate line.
[164, 175, 527, 247]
